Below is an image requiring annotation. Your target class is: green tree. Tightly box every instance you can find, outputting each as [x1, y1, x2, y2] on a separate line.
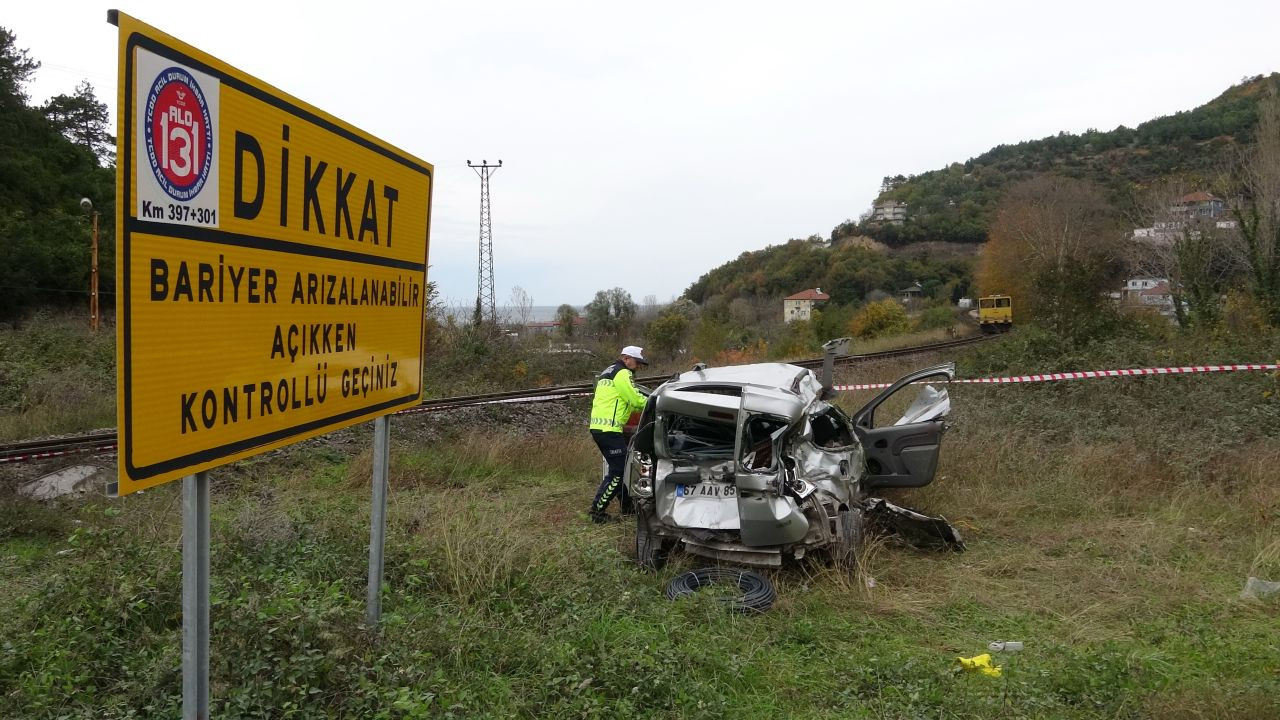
[690, 313, 733, 360]
[646, 312, 688, 356]
[44, 80, 114, 166]
[555, 303, 577, 338]
[812, 304, 855, 344]
[0, 27, 38, 109]
[584, 288, 636, 337]
[771, 318, 816, 358]
[0, 28, 115, 319]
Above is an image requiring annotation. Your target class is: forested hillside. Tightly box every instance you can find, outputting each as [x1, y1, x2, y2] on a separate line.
[833, 73, 1279, 246]
[683, 238, 971, 307]
[0, 28, 115, 321]
[685, 73, 1277, 307]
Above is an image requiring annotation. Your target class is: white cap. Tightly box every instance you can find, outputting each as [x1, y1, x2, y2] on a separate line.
[621, 345, 648, 364]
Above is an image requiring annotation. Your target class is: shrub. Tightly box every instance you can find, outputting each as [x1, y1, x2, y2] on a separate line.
[913, 304, 956, 331]
[646, 312, 689, 357]
[849, 299, 911, 339]
[1220, 289, 1271, 337]
[770, 319, 816, 359]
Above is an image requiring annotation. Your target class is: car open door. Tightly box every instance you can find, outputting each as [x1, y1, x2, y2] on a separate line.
[851, 363, 954, 490]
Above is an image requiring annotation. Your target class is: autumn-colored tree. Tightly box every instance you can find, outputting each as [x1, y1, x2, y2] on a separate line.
[977, 175, 1124, 337]
[849, 299, 910, 339]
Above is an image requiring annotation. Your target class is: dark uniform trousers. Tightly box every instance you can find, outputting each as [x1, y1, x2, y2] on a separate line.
[590, 429, 631, 514]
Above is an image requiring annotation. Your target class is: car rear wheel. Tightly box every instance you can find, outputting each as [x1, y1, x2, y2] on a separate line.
[635, 505, 669, 571]
[833, 507, 864, 571]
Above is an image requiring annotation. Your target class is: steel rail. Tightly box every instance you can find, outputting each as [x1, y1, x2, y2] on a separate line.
[0, 335, 990, 465]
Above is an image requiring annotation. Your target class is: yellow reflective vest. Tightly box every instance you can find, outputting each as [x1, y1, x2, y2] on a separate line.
[589, 361, 646, 432]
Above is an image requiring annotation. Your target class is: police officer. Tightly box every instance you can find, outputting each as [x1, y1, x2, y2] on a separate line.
[588, 345, 649, 523]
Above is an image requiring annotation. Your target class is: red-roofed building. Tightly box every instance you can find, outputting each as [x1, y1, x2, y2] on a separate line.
[1171, 191, 1225, 219]
[783, 288, 829, 323]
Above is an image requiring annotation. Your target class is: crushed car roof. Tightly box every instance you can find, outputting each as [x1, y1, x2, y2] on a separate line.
[667, 363, 822, 397]
[655, 363, 827, 425]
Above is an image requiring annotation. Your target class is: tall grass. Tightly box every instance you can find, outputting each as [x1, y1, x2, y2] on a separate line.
[2, 326, 1279, 717]
[815, 322, 973, 359]
[0, 310, 115, 440]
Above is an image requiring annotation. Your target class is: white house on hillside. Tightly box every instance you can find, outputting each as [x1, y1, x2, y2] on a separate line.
[783, 288, 829, 323]
[872, 200, 908, 225]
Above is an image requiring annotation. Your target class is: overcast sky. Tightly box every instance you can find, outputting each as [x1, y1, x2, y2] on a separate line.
[8, 1, 1280, 309]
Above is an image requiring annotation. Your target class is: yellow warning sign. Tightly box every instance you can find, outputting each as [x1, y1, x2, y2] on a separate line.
[113, 12, 432, 494]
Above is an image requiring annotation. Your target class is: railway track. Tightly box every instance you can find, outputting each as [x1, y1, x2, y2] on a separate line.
[0, 334, 991, 465]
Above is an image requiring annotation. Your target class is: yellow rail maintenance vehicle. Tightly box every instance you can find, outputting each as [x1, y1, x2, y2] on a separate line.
[978, 294, 1012, 333]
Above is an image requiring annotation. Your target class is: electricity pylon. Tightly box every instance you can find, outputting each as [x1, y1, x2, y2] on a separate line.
[468, 159, 501, 326]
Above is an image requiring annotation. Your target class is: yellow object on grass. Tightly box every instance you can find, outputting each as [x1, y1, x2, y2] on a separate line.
[957, 653, 1003, 677]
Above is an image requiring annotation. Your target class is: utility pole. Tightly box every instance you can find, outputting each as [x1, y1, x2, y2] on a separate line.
[90, 210, 99, 332]
[81, 197, 99, 332]
[468, 159, 501, 326]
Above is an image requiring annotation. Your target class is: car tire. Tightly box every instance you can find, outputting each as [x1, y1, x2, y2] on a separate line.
[833, 507, 865, 571]
[635, 505, 668, 571]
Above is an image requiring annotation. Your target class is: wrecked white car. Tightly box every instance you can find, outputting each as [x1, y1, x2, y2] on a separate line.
[624, 362, 960, 569]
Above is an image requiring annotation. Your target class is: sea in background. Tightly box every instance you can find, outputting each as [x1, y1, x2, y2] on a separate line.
[444, 305, 579, 323]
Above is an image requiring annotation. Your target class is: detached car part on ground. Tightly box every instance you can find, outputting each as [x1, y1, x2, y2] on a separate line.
[625, 362, 963, 569]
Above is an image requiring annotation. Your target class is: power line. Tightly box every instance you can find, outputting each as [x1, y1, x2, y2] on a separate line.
[467, 159, 501, 326]
[0, 284, 115, 296]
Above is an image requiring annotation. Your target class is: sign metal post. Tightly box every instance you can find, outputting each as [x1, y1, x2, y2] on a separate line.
[181, 471, 210, 720]
[366, 415, 390, 628]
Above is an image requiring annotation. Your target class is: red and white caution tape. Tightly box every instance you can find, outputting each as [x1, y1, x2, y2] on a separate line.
[833, 363, 1280, 391]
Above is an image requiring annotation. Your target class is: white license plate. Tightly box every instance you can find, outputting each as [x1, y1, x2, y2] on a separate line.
[675, 482, 736, 499]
